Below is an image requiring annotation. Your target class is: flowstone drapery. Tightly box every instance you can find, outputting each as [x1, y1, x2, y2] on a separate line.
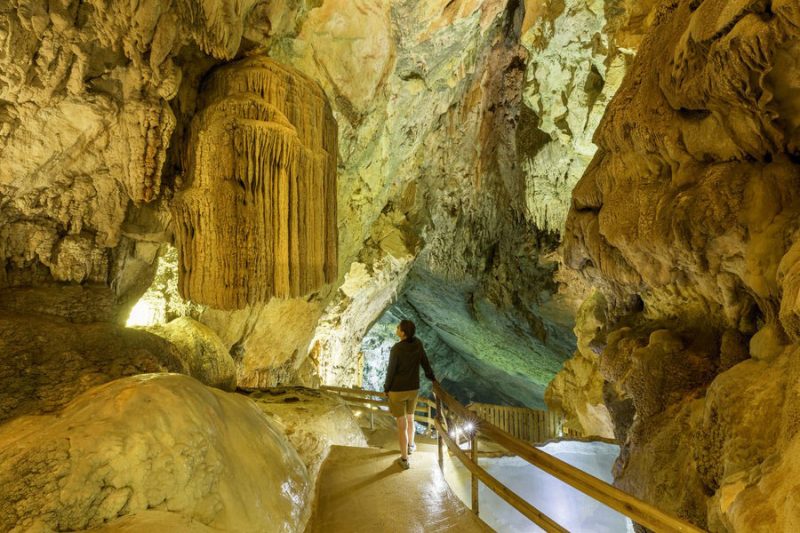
[173, 57, 338, 309]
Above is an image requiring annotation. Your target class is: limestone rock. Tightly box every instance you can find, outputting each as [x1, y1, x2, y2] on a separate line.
[173, 56, 338, 309]
[311, 217, 417, 388]
[0, 285, 122, 324]
[704, 346, 800, 529]
[546, 291, 614, 437]
[146, 317, 237, 391]
[0, 374, 310, 533]
[563, 0, 800, 331]
[247, 387, 368, 482]
[84, 511, 218, 532]
[614, 398, 709, 526]
[519, 0, 660, 232]
[560, 0, 800, 528]
[201, 297, 327, 389]
[545, 351, 613, 438]
[0, 311, 186, 424]
[0, 0, 269, 299]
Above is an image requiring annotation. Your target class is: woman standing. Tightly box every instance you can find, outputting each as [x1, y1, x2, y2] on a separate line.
[383, 319, 437, 470]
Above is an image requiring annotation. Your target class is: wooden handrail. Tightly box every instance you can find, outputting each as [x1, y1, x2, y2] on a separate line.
[320, 385, 436, 408]
[435, 419, 567, 532]
[432, 382, 704, 533]
[321, 385, 436, 432]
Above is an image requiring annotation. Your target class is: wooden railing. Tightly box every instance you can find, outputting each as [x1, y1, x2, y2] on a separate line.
[432, 382, 704, 533]
[467, 402, 564, 443]
[320, 385, 436, 432]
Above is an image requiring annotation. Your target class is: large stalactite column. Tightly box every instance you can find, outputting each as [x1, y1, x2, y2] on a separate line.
[173, 57, 338, 309]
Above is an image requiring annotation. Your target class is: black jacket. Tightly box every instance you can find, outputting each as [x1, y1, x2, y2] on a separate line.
[383, 337, 436, 392]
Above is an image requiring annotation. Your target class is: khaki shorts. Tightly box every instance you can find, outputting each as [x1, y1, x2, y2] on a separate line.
[388, 389, 419, 418]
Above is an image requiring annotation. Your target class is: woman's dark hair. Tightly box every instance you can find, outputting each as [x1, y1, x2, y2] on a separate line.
[398, 319, 416, 339]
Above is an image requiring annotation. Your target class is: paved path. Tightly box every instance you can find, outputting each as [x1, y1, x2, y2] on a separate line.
[307, 440, 491, 533]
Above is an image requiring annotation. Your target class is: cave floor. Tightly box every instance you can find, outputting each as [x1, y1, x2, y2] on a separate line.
[307, 432, 490, 533]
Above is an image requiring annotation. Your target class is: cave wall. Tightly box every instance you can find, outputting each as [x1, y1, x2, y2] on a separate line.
[0, 0, 656, 393]
[0, 0, 270, 315]
[307, 0, 662, 401]
[552, 0, 800, 529]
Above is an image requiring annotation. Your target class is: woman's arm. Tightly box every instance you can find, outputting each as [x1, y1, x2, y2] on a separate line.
[420, 347, 436, 382]
[384, 346, 398, 392]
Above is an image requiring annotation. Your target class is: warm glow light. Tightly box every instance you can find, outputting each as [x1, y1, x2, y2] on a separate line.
[126, 298, 158, 327]
[464, 422, 475, 432]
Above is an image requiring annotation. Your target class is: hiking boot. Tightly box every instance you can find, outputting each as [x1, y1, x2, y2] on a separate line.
[397, 457, 410, 470]
[407, 443, 416, 455]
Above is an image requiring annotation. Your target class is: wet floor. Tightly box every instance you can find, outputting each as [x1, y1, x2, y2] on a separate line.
[307, 437, 491, 533]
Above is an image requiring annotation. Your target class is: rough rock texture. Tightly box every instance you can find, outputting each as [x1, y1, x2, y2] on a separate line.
[125, 245, 204, 327]
[311, 210, 419, 387]
[303, 0, 589, 402]
[173, 56, 338, 309]
[202, 296, 327, 389]
[0, 0, 270, 310]
[0, 285, 123, 323]
[247, 387, 367, 482]
[520, 0, 657, 232]
[546, 291, 618, 438]
[86, 511, 218, 532]
[0, 374, 310, 533]
[0, 311, 187, 424]
[556, 0, 800, 529]
[145, 317, 237, 391]
[1, 0, 666, 413]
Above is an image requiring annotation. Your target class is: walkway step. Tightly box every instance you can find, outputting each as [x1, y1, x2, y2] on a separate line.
[307, 444, 491, 533]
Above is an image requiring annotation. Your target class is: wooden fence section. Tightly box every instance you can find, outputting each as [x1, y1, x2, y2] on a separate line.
[320, 385, 436, 432]
[467, 402, 563, 443]
[433, 383, 704, 533]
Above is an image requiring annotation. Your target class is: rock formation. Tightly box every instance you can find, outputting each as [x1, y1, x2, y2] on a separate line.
[0, 312, 187, 424]
[553, 0, 800, 528]
[247, 387, 368, 482]
[146, 317, 237, 391]
[12, 0, 800, 528]
[0, 374, 311, 532]
[545, 291, 615, 438]
[173, 56, 338, 309]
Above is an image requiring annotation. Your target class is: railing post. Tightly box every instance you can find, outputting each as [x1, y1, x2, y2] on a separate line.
[471, 434, 479, 516]
[427, 402, 432, 435]
[370, 408, 374, 430]
[436, 394, 444, 470]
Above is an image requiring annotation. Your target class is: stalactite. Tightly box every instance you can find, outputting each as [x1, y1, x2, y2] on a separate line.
[173, 57, 338, 309]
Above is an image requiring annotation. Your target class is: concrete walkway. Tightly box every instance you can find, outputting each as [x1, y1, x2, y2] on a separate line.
[307, 439, 491, 533]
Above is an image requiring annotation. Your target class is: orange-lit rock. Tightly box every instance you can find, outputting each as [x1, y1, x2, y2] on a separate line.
[0, 374, 310, 532]
[174, 57, 337, 309]
[561, 0, 800, 528]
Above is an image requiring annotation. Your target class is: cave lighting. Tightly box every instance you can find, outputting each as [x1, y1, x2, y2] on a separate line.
[126, 297, 159, 327]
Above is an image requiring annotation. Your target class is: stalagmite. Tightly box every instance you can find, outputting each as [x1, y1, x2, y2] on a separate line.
[173, 57, 338, 309]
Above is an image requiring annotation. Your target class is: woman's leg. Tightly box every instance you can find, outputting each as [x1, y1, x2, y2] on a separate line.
[405, 414, 415, 447]
[396, 416, 408, 459]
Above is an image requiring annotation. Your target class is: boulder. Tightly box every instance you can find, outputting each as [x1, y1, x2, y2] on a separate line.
[146, 317, 237, 391]
[0, 374, 310, 532]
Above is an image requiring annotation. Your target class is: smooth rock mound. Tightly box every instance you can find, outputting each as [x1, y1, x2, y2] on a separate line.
[146, 317, 237, 390]
[0, 374, 310, 533]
